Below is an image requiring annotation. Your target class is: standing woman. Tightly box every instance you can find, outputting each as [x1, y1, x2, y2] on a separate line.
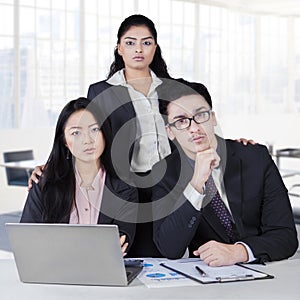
[87, 14, 173, 178]
[21, 98, 137, 255]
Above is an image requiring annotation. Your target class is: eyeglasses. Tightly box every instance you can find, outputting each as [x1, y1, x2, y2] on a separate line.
[168, 110, 212, 130]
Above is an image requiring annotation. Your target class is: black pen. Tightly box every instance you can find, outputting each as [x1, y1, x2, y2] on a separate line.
[195, 266, 207, 277]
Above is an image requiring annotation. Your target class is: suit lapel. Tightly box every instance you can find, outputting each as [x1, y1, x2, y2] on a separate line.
[97, 182, 110, 224]
[174, 145, 201, 191]
[201, 205, 232, 243]
[97, 176, 121, 224]
[223, 141, 245, 238]
[94, 84, 135, 121]
[109, 85, 136, 118]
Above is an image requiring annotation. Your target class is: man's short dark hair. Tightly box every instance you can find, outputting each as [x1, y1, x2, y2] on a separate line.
[158, 78, 212, 118]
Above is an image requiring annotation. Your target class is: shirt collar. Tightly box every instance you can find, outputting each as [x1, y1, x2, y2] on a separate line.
[107, 69, 127, 86]
[107, 68, 162, 90]
[75, 165, 104, 190]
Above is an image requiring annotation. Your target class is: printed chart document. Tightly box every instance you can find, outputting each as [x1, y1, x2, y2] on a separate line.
[161, 258, 274, 284]
[137, 258, 199, 288]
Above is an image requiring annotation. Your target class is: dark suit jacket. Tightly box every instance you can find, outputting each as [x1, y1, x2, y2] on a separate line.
[20, 172, 138, 250]
[152, 138, 298, 263]
[87, 80, 162, 257]
[87, 81, 137, 181]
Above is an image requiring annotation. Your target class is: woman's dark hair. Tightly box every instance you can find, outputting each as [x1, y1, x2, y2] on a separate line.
[107, 14, 172, 79]
[40, 97, 110, 222]
[158, 78, 213, 119]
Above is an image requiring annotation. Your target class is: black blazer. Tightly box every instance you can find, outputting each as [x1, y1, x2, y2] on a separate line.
[87, 80, 162, 257]
[20, 172, 138, 250]
[87, 81, 136, 181]
[152, 138, 298, 263]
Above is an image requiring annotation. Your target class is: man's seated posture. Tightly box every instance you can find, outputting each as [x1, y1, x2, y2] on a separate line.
[152, 79, 298, 266]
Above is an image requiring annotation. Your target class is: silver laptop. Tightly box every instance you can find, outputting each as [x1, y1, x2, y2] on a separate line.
[5, 223, 143, 286]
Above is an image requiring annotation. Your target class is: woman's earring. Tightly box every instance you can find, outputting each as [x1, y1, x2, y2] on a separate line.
[66, 149, 70, 160]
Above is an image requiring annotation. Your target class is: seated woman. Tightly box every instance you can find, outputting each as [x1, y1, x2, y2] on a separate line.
[21, 97, 137, 255]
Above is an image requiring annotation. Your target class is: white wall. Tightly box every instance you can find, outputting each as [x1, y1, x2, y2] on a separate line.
[218, 113, 300, 150]
[218, 113, 300, 190]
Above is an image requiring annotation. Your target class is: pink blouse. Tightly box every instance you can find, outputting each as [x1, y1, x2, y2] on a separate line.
[69, 167, 106, 224]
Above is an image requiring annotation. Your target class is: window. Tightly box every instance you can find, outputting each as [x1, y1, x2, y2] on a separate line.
[0, 0, 299, 128]
[294, 18, 300, 111]
[260, 16, 288, 112]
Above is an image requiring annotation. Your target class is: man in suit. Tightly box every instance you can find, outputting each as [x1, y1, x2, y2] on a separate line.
[152, 79, 298, 266]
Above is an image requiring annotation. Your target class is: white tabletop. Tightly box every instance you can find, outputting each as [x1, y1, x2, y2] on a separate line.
[1, 257, 300, 300]
[0, 160, 39, 170]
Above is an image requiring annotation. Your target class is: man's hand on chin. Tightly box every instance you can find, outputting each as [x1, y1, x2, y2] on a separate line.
[190, 148, 220, 193]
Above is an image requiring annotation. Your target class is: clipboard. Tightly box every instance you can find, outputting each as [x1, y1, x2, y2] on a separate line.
[160, 259, 274, 284]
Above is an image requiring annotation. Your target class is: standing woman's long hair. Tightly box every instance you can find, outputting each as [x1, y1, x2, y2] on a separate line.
[40, 98, 109, 222]
[107, 14, 172, 79]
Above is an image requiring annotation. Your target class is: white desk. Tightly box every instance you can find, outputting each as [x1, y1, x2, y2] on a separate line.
[1, 257, 300, 300]
[275, 148, 300, 170]
[0, 160, 41, 178]
[0, 160, 39, 170]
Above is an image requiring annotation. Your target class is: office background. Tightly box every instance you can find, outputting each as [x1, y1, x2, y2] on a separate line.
[0, 0, 300, 219]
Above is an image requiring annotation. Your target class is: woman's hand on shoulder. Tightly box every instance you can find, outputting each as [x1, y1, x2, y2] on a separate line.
[235, 138, 256, 146]
[27, 165, 45, 191]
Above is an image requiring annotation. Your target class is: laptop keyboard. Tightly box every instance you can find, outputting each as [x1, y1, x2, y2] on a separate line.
[124, 259, 144, 284]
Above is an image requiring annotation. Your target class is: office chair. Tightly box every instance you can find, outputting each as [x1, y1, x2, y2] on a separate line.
[289, 184, 300, 224]
[275, 148, 300, 224]
[3, 150, 34, 186]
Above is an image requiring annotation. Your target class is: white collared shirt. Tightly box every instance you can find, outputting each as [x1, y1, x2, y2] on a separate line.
[107, 69, 171, 172]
